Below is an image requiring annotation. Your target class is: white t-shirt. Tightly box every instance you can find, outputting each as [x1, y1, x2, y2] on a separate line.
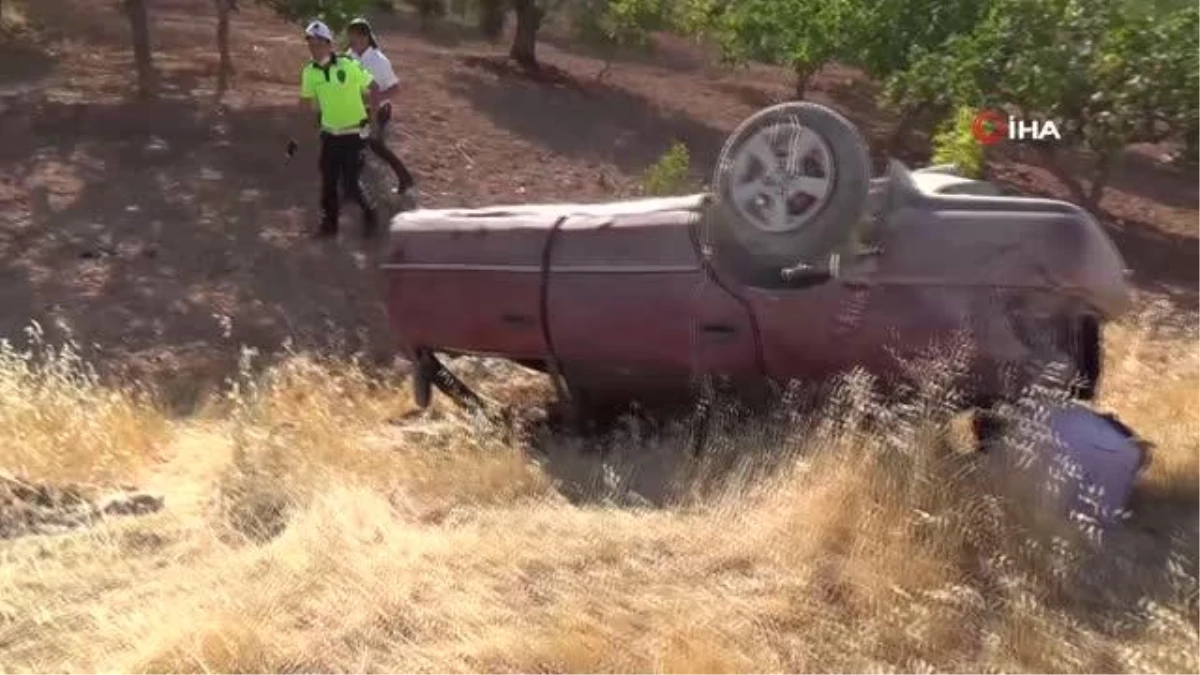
[347, 46, 398, 92]
[1047, 405, 1144, 522]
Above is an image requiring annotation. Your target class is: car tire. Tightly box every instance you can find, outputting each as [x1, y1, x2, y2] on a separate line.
[1008, 309, 1103, 402]
[705, 102, 872, 286]
[412, 350, 436, 409]
[1065, 314, 1102, 401]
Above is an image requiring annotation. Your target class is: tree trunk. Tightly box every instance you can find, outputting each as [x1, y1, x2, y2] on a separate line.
[1037, 145, 1114, 213]
[478, 0, 505, 41]
[1084, 151, 1116, 212]
[509, 0, 543, 71]
[792, 62, 817, 100]
[1182, 124, 1198, 167]
[215, 0, 233, 95]
[889, 102, 932, 154]
[124, 0, 155, 98]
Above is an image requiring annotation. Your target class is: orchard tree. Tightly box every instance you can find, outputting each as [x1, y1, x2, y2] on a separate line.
[1152, 7, 1200, 162]
[852, 0, 987, 81]
[674, 0, 990, 116]
[853, 0, 990, 145]
[509, 0, 544, 68]
[571, 0, 669, 79]
[890, 0, 1199, 209]
[471, 0, 665, 73]
[471, 0, 542, 69]
[675, 0, 863, 98]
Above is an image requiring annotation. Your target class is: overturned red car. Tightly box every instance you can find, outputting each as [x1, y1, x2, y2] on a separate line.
[381, 103, 1131, 419]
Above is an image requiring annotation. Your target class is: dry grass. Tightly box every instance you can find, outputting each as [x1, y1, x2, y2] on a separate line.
[0, 1, 27, 30]
[0, 323, 169, 484]
[0, 303, 1196, 674]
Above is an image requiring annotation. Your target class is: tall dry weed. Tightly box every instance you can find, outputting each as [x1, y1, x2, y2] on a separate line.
[0, 322, 168, 484]
[213, 347, 554, 543]
[0, 308, 1195, 673]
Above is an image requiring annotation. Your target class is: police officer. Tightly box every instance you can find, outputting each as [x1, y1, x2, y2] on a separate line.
[300, 19, 378, 238]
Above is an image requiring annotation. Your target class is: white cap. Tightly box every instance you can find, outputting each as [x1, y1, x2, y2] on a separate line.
[304, 20, 333, 42]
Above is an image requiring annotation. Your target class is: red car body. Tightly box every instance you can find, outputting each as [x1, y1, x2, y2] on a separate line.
[382, 161, 1131, 412]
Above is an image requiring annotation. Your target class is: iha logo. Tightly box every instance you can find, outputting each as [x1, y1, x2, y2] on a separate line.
[971, 109, 1062, 145]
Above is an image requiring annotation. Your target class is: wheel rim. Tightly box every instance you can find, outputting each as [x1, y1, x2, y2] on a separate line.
[726, 119, 836, 234]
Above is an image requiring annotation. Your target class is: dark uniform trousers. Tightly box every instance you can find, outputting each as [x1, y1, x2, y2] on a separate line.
[318, 129, 377, 235]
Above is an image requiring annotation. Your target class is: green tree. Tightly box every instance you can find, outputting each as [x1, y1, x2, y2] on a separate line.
[571, 0, 667, 79]
[674, 0, 863, 98]
[643, 141, 693, 195]
[930, 106, 986, 178]
[468, 0, 542, 68]
[467, 0, 663, 73]
[673, 0, 990, 135]
[893, 0, 1198, 209]
[851, 0, 988, 81]
[1152, 7, 1200, 162]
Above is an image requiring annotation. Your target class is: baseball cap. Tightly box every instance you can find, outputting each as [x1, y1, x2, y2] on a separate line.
[304, 20, 333, 42]
[347, 17, 378, 48]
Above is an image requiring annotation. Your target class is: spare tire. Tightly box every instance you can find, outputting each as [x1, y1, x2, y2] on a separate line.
[704, 102, 872, 286]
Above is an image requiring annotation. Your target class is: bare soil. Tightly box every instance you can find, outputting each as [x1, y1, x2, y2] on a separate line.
[0, 0, 1195, 403]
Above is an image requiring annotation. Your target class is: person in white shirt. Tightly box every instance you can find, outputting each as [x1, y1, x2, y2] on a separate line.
[345, 18, 418, 206]
[1045, 404, 1150, 528]
[980, 401, 1150, 531]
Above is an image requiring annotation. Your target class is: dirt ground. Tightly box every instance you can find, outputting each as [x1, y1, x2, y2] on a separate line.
[0, 0, 1195, 402]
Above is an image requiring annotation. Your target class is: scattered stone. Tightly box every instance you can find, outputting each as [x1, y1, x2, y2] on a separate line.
[99, 491, 165, 516]
[0, 473, 165, 541]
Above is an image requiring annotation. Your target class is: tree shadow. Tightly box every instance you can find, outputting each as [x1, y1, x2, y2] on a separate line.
[1089, 148, 1200, 211]
[0, 38, 58, 92]
[0, 82, 399, 407]
[445, 55, 728, 177]
[1099, 219, 1198, 309]
[710, 80, 785, 110]
[520, 395, 812, 509]
[365, 5, 482, 49]
[536, 30, 714, 75]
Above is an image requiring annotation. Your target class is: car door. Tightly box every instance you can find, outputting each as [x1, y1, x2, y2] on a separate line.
[737, 250, 902, 392]
[383, 210, 554, 360]
[545, 210, 761, 407]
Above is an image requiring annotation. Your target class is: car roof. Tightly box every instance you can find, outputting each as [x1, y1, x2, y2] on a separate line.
[391, 193, 710, 232]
